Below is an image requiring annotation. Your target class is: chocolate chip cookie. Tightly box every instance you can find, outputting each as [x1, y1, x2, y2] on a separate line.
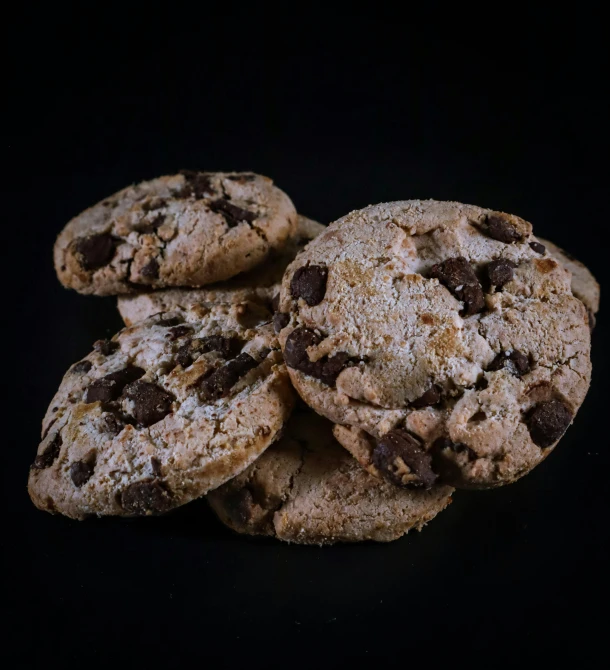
[277, 201, 592, 488]
[28, 303, 295, 519]
[55, 171, 298, 295]
[117, 215, 325, 326]
[207, 409, 453, 544]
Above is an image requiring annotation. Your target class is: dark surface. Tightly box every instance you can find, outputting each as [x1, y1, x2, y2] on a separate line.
[5, 10, 608, 667]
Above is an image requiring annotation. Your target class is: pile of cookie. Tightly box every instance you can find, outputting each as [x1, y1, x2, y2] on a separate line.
[29, 171, 599, 545]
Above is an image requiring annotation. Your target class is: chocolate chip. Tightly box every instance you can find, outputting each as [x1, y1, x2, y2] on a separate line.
[487, 258, 517, 288]
[74, 233, 116, 271]
[151, 457, 162, 477]
[120, 480, 173, 515]
[31, 433, 62, 469]
[487, 350, 531, 376]
[527, 399, 572, 448]
[225, 488, 255, 524]
[198, 335, 243, 358]
[373, 430, 438, 489]
[140, 258, 159, 279]
[179, 170, 215, 199]
[136, 213, 166, 234]
[167, 325, 192, 340]
[227, 173, 257, 182]
[84, 366, 145, 404]
[175, 343, 193, 368]
[587, 308, 596, 333]
[200, 353, 258, 402]
[141, 198, 166, 212]
[529, 241, 546, 254]
[273, 312, 290, 333]
[71, 360, 92, 374]
[411, 385, 441, 409]
[93, 339, 119, 356]
[102, 413, 124, 436]
[157, 316, 184, 327]
[271, 293, 280, 312]
[283, 327, 351, 386]
[429, 257, 485, 316]
[123, 380, 173, 427]
[209, 199, 256, 227]
[69, 454, 96, 487]
[485, 214, 523, 243]
[290, 265, 328, 306]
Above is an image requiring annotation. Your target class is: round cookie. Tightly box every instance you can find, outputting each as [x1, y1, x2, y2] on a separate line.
[117, 215, 325, 326]
[539, 237, 600, 325]
[277, 200, 592, 489]
[55, 171, 298, 296]
[207, 410, 453, 545]
[28, 303, 295, 519]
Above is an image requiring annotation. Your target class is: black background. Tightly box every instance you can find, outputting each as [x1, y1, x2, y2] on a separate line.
[6, 9, 608, 666]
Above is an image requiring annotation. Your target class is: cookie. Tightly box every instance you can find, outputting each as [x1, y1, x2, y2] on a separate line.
[55, 171, 298, 296]
[207, 410, 453, 545]
[28, 303, 295, 519]
[277, 201, 592, 488]
[117, 215, 325, 326]
[538, 237, 600, 325]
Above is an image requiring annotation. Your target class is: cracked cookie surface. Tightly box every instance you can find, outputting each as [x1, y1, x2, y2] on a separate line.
[207, 409, 453, 545]
[55, 171, 298, 295]
[117, 215, 325, 325]
[28, 303, 295, 519]
[277, 200, 592, 488]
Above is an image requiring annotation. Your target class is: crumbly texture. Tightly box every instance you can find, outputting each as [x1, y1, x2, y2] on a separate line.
[55, 171, 298, 295]
[278, 200, 592, 488]
[207, 410, 453, 545]
[29, 304, 295, 519]
[117, 215, 325, 326]
[539, 237, 600, 316]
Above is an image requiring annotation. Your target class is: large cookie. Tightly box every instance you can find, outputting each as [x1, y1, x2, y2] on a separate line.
[277, 201, 592, 488]
[539, 237, 600, 324]
[117, 215, 325, 326]
[29, 303, 295, 519]
[207, 410, 453, 545]
[55, 171, 297, 295]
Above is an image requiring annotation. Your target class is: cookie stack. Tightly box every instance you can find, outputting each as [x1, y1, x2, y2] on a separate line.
[29, 171, 599, 545]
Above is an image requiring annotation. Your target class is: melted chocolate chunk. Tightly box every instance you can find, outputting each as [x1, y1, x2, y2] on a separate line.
[283, 327, 352, 386]
[120, 480, 173, 515]
[225, 488, 255, 524]
[273, 312, 290, 333]
[198, 335, 243, 358]
[372, 430, 438, 489]
[136, 213, 165, 234]
[487, 258, 517, 288]
[167, 325, 192, 341]
[411, 385, 441, 409]
[529, 241, 546, 254]
[488, 350, 531, 376]
[227, 173, 257, 182]
[140, 258, 159, 279]
[527, 399, 572, 448]
[141, 198, 166, 212]
[290, 265, 328, 306]
[71, 360, 92, 374]
[175, 343, 194, 369]
[485, 214, 523, 243]
[84, 366, 145, 404]
[69, 454, 96, 487]
[102, 413, 124, 436]
[157, 316, 184, 327]
[209, 199, 256, 227]
[151, 457, 163, 477]
[73, 233, 116, 271]
[271, 293, 280, 312]
[31, 433, 62, 469]
[200, 353, 258, 402]
[93, 339, 119, 356]
[429, 257, 485, 316]
[123, 380, 174, 427]
[179, 170, 215, 199]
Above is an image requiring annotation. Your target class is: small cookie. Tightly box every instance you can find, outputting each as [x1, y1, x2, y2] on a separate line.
[117, 215, 325, 326]
[55, 171, 297, 295]
[28, 303, 295, 519]
[538, 237, 600, 326]
[207, 410, 453, 545]
[277, 201, 592, 488]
